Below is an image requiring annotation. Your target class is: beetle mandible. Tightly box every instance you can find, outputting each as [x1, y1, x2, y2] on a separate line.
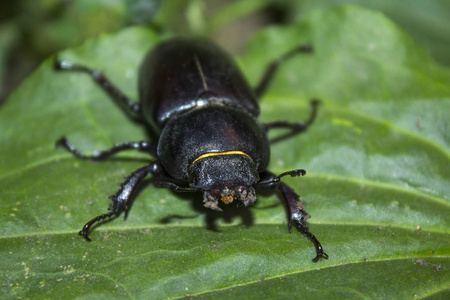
[56, 38, 328, 262]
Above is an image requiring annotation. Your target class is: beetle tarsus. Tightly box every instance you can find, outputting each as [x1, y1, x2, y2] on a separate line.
[262, 99, 320, 132]
[300, 228, 329, 262]
[54, 57, 141, 114]
[79, 211, 116, 241]
[254, 43, 314, 98]
[283, 184, 328, 262]
[258, 171, 328, 262]
[293, 220, 328, 262]
[54, 58, 72, 70]
[79, 164, 156, 240]
[56, 137, 88, 159]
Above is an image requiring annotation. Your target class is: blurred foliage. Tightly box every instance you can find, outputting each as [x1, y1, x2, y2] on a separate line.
[295, 0, 450, 68]
[0, 0, 162, 104]
[1, 0, 450, 105]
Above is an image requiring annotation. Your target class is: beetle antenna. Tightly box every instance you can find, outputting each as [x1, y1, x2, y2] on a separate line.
[258, 169, 306, 186]
[275, 169, 306, 181]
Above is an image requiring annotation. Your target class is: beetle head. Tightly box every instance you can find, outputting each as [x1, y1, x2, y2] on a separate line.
[189, 154, 259, 211]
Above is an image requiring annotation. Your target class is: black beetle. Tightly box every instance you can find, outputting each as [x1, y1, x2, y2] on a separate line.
[55, 38, 328, 262]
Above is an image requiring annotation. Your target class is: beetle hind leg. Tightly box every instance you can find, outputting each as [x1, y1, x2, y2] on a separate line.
[54, 58, 141, 115]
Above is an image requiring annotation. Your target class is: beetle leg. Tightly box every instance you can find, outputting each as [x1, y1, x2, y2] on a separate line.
[153, 181, 197, 192]
[56, 137, 157, 159]
[277, 182, 328, 262]
[257, 171, 328, 262]
[79, 163, 156, 241]
[262, 99, 319, 132]
[254, 44, 313, 98]
[54, 58, 141, 114]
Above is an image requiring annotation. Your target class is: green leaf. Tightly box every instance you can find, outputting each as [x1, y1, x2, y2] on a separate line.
[1, 5, 449, 299]
[294, 0, 450, 67]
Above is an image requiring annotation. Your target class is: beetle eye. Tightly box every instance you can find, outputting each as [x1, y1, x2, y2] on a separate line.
[235, 186, 256, 207]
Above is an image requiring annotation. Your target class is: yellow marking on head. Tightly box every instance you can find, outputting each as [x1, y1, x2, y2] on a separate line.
[190, 151, 252, 168]
[221, 195, 234, 204]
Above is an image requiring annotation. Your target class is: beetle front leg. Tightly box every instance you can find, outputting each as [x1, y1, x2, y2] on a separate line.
[277, 182, 328, 262]
[80, 163, 158, 241]
[257, 171, 328, 262]
[262, 99, 319, 133]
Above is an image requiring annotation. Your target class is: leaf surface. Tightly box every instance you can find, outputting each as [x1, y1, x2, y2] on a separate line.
[1, 6, 449, 299]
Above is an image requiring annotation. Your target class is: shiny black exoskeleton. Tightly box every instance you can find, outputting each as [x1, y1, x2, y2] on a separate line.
[56, 38, 328, 262]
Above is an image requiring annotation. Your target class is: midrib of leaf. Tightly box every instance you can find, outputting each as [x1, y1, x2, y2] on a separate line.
[3, 224, 446, 259]
[180, 256, 449, 299]
[1, 206, 447, 240]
